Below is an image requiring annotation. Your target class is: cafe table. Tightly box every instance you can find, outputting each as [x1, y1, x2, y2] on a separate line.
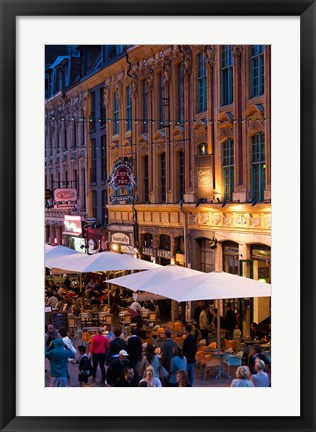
[243, 339, 268, 345]
[209, 350, 231, 380]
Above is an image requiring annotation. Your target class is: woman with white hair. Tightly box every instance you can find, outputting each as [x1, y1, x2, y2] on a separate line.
[139, 365, 162, 387]
[231, 365, 254, 387]
[250, 358, 270, 387]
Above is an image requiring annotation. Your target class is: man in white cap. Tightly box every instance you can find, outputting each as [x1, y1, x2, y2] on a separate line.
[106, 349, 131, 386]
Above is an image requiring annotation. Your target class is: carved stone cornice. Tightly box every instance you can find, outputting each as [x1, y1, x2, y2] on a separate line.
[162, 56, 171, 84]
[232, 45, 243, 67]
[146, 65, 154, 92]
[113, 76, 123, 104]
[179, 45, 192, 79]
[203, 45, 215, 69]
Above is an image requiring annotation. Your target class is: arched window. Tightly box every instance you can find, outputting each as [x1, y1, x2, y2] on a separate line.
[179, 149, 185, 200]
[160, 152, 166, 202]
[250, 45, 264, 97]
[126, 85, 132, 131]
[221, 45, 233, 106]
[90, 91, 96, 131]
[177, 63, 184, 123]
[113, 93, 119, 135]
[144, 155, 149, 202]
[251, 133, 265, 201]
[222, 139, 234, 201]
[159, 73, 165, 126]
[142, 80, 148, 133]
[197, 52, 207, 113]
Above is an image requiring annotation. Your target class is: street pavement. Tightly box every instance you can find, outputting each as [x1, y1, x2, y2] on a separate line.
[45, 356, 231, 388]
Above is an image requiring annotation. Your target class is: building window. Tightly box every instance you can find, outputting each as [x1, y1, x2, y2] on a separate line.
[90, 91, 96, 131]
[197, 52, 207, 113]
[92, 191, 97, 220]
[73, 169, 77, 190]
[102, 189, 107, 226]
[56, 126, 60, 152]
[178, 63, 184, 124]
[223, 241, 239, 274]
[63, 171, 68, 188]
[63, 122, 67, 151]
[126, 85, 132, 132]
[159, 73, 165, 127]
[198, 238, 215, 273]
[72, 120, 77, 148]
[251, 133, 265, 201]
[250, 45, 265, 97]
[159, 234, 171, 251]
[143, 80, 148, 133]
[222, 139, 234, 201]
[221, 45, 233, 106]
[81, 111, 85, 146]
[144, 155, 149, 202]
[100, 87, 106, 127]
[91, 139, 97, 183]
[160, 152, 166, 202]
[50, 133, 53, 156]
[101, 135, 106, 182]
[113, 92, 119, 135]
[179, 149, 185, 199]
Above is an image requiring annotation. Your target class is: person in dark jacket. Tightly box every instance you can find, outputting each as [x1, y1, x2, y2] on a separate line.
[182, 324, 197, 387]
[127, 327, 143, 373]
[248, 344, 269, 375]
[225, 303, 237, 340]
[107, 350, 130, 386]
[161, 329, 178, 378]
[77, 345, 92, 386]
[45, 338, 75, 387]
[107, 327, 127, 360]
[114, 365, 140, 387]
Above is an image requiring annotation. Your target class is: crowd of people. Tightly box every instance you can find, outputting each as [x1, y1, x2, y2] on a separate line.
[45, 276, 271, 389]
[45, 322, 198, 388]
[45, 321, 271, 388]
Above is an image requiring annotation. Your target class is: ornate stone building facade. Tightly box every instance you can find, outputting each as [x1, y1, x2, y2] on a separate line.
[103, 45, 271, 327]
[45, 45, 271, 328]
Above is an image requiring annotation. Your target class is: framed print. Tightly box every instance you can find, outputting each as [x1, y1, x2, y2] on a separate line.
[1, 0, 315, 431]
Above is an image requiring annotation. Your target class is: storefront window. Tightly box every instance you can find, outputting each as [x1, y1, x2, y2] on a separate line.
[197, 238, 215, 273]
[223, 241, 239, 274]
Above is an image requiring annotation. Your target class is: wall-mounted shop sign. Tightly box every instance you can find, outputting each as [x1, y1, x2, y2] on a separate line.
[107, 160, 137, 205]
[195, 154, 213, 199]
[63, 215, 82, 236]
[111, 232, 130, 245]
[54, 188, 78, 202]
[54, 188, 78, 210]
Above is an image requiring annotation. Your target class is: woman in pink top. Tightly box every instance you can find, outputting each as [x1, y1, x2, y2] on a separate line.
[89, 327, 109, 385]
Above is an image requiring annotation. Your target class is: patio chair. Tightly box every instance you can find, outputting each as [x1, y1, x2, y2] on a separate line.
[222, 354, 242, 378]
[203, 355, 221, 380]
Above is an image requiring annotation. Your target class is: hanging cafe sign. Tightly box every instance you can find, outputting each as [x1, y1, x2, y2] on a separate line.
[107, 159, 137, 205]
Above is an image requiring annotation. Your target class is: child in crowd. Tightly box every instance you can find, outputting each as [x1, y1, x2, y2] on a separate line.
[78, 345, 92, 387]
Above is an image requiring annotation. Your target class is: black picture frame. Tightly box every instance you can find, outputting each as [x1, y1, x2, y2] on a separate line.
[0, 1, 315, 431]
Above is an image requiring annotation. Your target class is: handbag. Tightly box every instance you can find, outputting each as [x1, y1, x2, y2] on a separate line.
[159, 364, 169, 380]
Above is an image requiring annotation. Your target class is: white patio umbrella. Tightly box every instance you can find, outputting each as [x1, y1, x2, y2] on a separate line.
[106, 264, 202, 292]
[108, 269, 271, 348]
[126, 271, 271, 303]
[46, 251, 161, 273]
[106, 264, 203, 323]
[44, 244, 81, 259]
